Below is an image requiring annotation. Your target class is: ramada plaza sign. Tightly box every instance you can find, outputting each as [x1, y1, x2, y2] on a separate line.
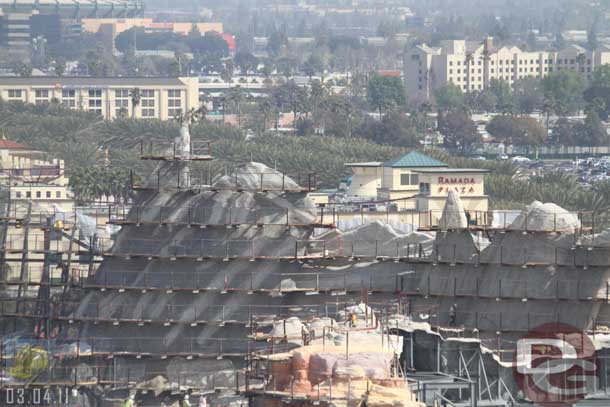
[437, 176, 476, 184]
[437, 176, 476, 194]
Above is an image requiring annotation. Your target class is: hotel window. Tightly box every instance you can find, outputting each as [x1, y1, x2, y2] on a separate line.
[115, 89, 129, 98]
[400, 174, 419, 186]
[449, 69, 453, 74]
[168, 89, 182, 118]
[115, 89, 130, 117]
[56, 191, 61, 198]
[88, 89, 102, 115]
[26, 191, 31, 198]
[115, 99, 129, 117]
[419, 183, 430, 194]
[61, 89, 76, 108]
[15, 191, 21, 198]
[36, 191, 41, 198]
[46, 191, 51, 198]
[8, 89, 23, 99]
[141, 90, 156, 118]
[35, 89, 49, 104]
[491, 69, 494, 73]
[449, 61, 453, 66]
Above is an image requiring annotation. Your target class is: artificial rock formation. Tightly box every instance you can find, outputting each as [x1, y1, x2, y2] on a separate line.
[439, 190, 468, 230]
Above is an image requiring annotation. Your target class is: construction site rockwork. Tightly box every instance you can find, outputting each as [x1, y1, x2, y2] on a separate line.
[4, 129, 610, 406]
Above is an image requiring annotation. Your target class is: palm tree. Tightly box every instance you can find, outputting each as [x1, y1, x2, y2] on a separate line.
[481, 49, 490, 88]
[465, 53, 474, 93]
[218, 93, 228, 123]
[576, 52, 587, 77]
[227, 86, 247, 128]
[543, 96, 557, 135]
[309, 80, 328, 129]
[257, 98, 277, 134]
[130, 88, 141, 118]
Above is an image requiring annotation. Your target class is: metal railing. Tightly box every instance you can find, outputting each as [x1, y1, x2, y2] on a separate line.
[107, 204, 333, 227]
[0, 300, 355, 326]
[131, 169, 318, 192]
[399, 275, 606, 301]
[139, 140, 212, 160]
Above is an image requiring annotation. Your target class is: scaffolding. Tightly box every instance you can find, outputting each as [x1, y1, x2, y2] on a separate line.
[139, 140, 213, 161]
[130, 168, 318, 192]
[4, 137, 610, 406]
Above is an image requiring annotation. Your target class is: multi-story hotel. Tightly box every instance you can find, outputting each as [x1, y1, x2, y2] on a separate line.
[404, 37, 610, 99]
[0, 77, 199, 120]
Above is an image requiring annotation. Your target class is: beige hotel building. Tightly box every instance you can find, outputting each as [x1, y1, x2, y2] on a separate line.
[404, 37, 610, 100]
[0, 77, 199, 120]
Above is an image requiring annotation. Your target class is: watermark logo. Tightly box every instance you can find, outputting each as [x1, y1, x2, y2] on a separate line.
[513, 323, 598, 406]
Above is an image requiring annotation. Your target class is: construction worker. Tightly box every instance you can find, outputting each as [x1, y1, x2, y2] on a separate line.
[124, 394, 135, 407]
[349, 312, 358, 328]
[183, 394, 191, 407]
[449, 303, 458, 326]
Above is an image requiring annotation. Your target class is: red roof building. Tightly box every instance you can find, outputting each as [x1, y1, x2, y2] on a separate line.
[220, 32, 236, 51]
[0, 140, 27, 149]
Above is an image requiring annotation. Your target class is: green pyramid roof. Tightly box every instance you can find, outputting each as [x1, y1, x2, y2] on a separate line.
[383, 151, 448, 168]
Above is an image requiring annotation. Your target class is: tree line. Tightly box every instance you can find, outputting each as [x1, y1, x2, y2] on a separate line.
[431, 65, 610, 149]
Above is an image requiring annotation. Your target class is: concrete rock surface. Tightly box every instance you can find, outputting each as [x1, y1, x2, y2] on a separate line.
[439, 190, 467, 230]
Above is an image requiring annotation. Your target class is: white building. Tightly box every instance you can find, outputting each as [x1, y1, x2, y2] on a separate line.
[404, 37, 610, 100]
[344, 151, 489, 215]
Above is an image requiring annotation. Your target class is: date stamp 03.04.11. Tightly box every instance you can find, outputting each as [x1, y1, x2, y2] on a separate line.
[0, 387, 75, 406]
